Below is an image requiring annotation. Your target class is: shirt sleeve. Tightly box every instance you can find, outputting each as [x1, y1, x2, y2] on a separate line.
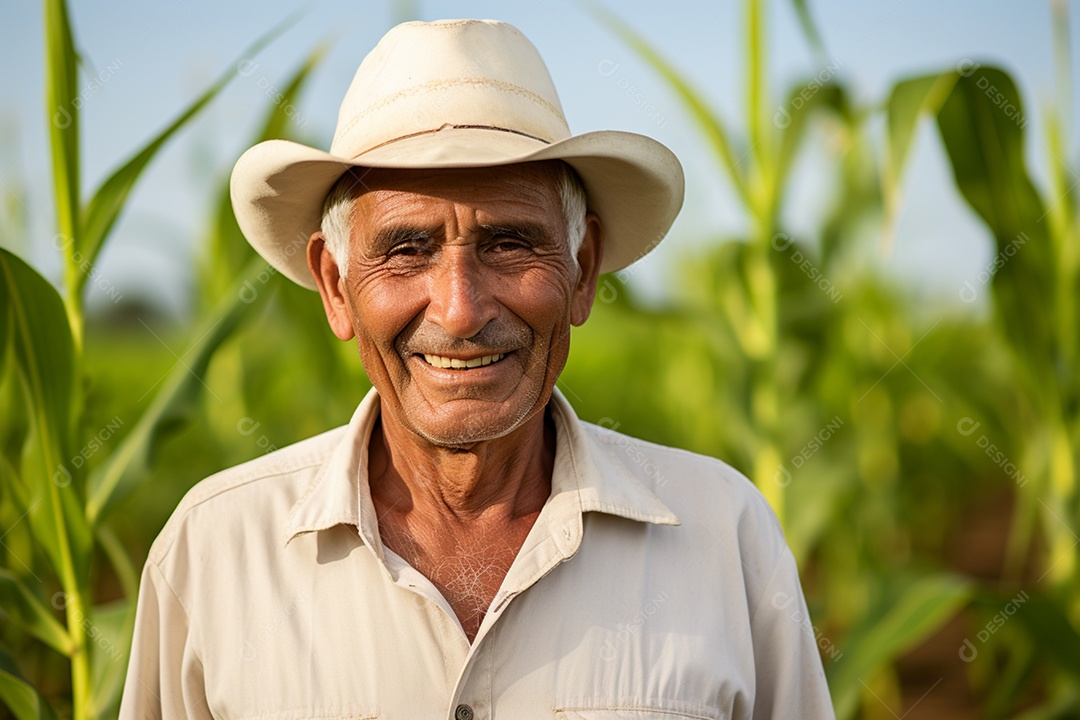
[748, 547, 837, 720]
[118, 558, 214, 720]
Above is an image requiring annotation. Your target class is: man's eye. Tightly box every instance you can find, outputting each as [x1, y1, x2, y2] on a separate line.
[387, 239, 430, 257]
[490, 237, 529, 252]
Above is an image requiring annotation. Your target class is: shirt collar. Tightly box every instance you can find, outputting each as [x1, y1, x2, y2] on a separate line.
[282, 385, 679, 550]
[546, 386, 679, 525]
[281, 386, 379, 550]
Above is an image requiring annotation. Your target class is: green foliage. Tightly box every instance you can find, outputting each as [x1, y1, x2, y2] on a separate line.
[0, 1, 325, 718]
[583, 0, 1080, 716]
[86, 257, 277, 524]
[78, 14, 295, 296]
[0, 648, 57, 720]
[1011, 593, 1080, 681]
[882, 72, 958, 246]
[830, 574, 972, 719]
[0, 249, 90, 587]
[44, 0, 79, 317]
[0, 570, 71, 656]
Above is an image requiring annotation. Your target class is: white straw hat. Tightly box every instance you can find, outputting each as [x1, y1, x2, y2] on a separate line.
[230, 18, 684, 289]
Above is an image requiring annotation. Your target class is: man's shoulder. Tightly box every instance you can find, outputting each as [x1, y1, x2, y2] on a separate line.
[581, 420, 760, 495]
[579, 419, 783, 540]
[146, 423, 349, 565]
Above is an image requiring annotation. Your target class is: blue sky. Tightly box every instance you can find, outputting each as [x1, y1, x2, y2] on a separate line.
[0, 0, 1071, 314]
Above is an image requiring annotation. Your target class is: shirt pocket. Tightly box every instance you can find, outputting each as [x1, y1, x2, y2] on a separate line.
[555, 708, 726, 720]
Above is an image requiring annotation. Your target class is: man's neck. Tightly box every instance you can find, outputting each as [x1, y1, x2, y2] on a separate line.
[367, 402, 555, 529]
[366, 402, 556, 642]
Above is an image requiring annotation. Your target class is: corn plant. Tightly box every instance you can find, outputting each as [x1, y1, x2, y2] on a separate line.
[878, 2, 1080, 714]
[578, 0, 1080, 717]
[0, 1, 320, 717]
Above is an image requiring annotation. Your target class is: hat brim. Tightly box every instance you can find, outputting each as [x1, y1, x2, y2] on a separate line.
[230, 126, 684, 290]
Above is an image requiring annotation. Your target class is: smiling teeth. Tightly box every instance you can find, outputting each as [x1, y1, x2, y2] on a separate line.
[423, 353, 506, 369]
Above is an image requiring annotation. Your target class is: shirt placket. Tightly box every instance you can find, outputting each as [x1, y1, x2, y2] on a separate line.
[443, 491, 584, 720]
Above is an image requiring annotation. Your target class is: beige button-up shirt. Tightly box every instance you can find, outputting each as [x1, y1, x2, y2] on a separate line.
[118, 387, 835, 720]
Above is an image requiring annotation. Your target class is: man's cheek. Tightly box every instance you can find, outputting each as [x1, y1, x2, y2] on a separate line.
[517, 270, 575, 310]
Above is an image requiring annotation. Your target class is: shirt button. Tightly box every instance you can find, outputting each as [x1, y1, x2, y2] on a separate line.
[454, 704, 474, 720]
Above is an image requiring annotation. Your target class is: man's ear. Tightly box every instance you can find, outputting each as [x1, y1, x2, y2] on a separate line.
[307, 231, 356, 341]
[570, 212, 604, 327]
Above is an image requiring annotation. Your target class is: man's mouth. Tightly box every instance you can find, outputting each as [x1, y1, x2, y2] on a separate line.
[421, 352, 507, 369]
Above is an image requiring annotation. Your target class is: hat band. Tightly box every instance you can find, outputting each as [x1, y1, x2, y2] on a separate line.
[354, 124, 552, 158]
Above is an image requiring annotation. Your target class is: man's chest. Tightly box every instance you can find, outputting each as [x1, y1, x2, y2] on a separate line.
[385, 530, 517, 641]
[376, 513, 538, 641]
[193, 516, 759, 720]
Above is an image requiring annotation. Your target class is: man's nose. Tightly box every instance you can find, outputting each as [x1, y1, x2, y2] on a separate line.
[424, 247, 499, 339]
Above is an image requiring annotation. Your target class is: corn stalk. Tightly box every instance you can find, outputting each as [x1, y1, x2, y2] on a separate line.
[0, 2, 312, 717]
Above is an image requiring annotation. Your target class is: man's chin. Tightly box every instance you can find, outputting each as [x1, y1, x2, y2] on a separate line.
[406, 407, 533, 449]
[385, 390, 547, 449]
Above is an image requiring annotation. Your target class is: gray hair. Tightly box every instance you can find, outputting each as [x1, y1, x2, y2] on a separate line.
[320, 162, 588, 272]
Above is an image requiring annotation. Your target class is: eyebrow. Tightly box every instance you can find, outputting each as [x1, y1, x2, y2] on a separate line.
[368, 221, 557, 254]
[477, 222, 554, 245]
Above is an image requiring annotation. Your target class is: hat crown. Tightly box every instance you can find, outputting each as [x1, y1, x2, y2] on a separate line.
[331, 19, 571, 159]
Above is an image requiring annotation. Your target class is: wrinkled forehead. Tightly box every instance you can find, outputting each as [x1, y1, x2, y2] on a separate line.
[342, 160, 566, 202]
[338, 161, 569, 236]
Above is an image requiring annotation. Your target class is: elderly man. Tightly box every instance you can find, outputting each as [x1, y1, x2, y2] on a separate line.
[119, 18, 835, 720]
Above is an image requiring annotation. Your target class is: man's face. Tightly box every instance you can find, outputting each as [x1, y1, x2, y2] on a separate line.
[309, 161, 602, 447]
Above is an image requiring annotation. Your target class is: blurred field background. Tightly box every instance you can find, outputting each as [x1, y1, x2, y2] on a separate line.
[2, 0, 1079, 718]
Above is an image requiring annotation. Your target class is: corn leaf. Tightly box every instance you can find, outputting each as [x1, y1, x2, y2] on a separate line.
[1009, 690, 1080, 720]
[881, 72, 959, 249]
[934, 66, 1055, 380]
[0, 569, 73, 656]
[1042, 114, 1080, 391]
[0, 280, 8, 375]
[86, 599, 133, 719]
[936, 65, 1043, 238]
[254, 45, 327, 145]
[787, 0, 826, 58]
[203, 44, 328, 299]
[77, 10, 305, 294]
[0, 322, 17, 513]
[746, 0, 770, 194]
[0, 649, 57, 720]
[0, 245, 72, 441]
[44, 0, 79, 248]
[87, 256, 276, 523]
[829, 574, 972, 720]
[591, 6, 751, 207]
[0, 367, 33, 516]
[0, 249, 91, 585]
[775, 81, 848, 203]
[1011, 593, 1080, 680]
